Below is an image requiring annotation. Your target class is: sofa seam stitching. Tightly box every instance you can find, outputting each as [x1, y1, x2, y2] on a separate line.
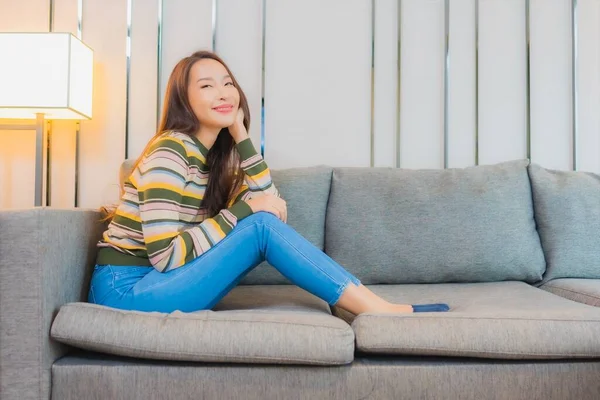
[543, 285, 600, 302]
[357, 345, 596, 357]
[354, 316, 600, 322]
[37, 208, 43, 400]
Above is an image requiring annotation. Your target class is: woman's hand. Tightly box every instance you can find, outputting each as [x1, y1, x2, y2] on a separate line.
[228, 107, 248, 143]
[245, 193, 287, 223]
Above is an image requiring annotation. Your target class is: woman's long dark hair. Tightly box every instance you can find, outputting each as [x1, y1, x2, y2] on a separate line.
[104, 50, 250, 220]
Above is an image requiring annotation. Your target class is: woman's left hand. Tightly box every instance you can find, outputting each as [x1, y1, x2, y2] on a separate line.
[228, 108, 248, 142]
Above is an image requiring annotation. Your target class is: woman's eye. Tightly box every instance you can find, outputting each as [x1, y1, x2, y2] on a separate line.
[201, 85, 212, 89]
[225, 82, 234, 86]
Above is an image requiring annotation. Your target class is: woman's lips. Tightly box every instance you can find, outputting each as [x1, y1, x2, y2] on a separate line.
[213, 105, 233, 114]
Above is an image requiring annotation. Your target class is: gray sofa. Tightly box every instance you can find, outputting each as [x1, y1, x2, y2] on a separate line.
[1, 159, 600, 400]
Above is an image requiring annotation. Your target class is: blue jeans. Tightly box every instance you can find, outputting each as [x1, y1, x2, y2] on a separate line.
[88, 212, 362, 313]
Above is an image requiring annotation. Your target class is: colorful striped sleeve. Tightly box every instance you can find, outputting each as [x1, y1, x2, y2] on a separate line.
[230, 183, 252, 205]
[132, 137, 254, 273]
[236, 138, 281, 197]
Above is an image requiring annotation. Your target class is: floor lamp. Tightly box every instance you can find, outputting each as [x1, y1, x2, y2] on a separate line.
[0, 32, 93, 207]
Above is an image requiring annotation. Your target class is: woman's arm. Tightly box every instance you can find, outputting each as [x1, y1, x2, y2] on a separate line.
[131, 137, 254, 273]
[235, 138, 280, 197]
[228, 110, 280, 198]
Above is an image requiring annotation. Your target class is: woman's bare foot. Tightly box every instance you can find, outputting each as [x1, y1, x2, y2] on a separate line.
[334, 282, 413, 315]
[380, 304, 414, 313]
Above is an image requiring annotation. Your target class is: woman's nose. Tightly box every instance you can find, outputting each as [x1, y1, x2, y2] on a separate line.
[216, 85, 227, 99]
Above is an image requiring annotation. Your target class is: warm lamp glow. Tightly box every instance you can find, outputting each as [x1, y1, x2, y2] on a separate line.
[0, 32, 93, 120]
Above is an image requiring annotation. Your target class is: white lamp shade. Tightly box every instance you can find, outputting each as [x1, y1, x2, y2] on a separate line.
[0, 32, 93, 120]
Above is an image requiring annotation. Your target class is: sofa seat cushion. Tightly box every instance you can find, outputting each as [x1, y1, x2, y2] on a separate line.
[50, 286, 354, 365]
[541, 279, 600, 307]
[346, 282, 600, 359]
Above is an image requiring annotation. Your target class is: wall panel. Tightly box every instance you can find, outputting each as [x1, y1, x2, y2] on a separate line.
[127, 0, 160, 160]
[373, 0, 399, 167]
[530, 0, 573, 171]
[447, 0, 477, 168]
[78, 0, 128, 208]
[399, 0, 446, 169]
[0, 0, 49, 208]
[577, 0, 600, 173]
[478, 0, 528, 165]
[264, 0, 372, 168]
[1, 0, 599, 209]
[50, 0, 79, 208]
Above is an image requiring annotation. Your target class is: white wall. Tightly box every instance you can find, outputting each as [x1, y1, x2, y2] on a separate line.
[1, 0, 599, 209]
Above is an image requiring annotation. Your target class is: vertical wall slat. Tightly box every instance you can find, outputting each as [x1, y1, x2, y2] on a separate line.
[159, 0, 213, 114]
[447, 0, 477, 168]
[264, 0, 371, 168]
[444, 0, 450, 168]
[216, 0, 263, 153]
[577, 0, 600, 173]
[53, 0, 79, 34]
[50, 0, 79, 208]
[370, 0, 375, 167]
[78, 0, 128, 208]
[530, 0, 573, 170]
[373, 0, 399, 168]
[478, 0, 528, 165]
[0, 0, 49, 209]
[399, 0, 445, 169]
[127, 0, 159, 160]
[0, 0, 49, 31]
[0, 123, 38, 208]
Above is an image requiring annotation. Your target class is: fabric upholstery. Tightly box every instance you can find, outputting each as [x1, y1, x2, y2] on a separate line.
[325, 160, 545, 284]
[210, 284, 332, 312]
[528, 164, 600, 282]
[541, 279, 600, 307]
[344, 281, 600, 359]
[50, 286, 354, 365]
[52, 352, 600, 400]
[0, 209, 105, 400]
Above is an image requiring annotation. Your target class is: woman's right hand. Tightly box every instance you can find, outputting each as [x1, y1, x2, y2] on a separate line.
[245, 194, 287, 223]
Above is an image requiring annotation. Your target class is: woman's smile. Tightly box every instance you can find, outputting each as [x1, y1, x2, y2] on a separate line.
[212, 104, 234, 114]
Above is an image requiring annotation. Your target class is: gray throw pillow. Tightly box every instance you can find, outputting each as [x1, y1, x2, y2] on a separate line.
[528, 164, 600, 282]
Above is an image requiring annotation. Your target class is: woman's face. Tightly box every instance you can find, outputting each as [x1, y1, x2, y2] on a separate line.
[187, 58, 240, 129]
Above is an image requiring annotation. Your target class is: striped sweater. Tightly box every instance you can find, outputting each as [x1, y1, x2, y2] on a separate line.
[97, 131, 280, 272]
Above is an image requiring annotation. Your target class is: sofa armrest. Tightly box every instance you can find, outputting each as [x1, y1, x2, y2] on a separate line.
[0, 208, 105, 400]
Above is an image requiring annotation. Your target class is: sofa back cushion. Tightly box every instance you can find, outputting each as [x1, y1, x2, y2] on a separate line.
[528, 164, 600, 282]
[240, 166, 333, 284]
[325, 160, 546, 284]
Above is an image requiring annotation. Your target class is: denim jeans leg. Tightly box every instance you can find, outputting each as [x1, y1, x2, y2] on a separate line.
[248, 212, 362, 305]
[98, 211, 361, 313]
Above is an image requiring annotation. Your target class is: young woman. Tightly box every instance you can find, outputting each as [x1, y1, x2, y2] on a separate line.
[90, 50, 449, 315]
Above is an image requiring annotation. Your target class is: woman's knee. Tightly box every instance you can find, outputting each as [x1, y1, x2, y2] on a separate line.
[245, 211, 281, 225]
